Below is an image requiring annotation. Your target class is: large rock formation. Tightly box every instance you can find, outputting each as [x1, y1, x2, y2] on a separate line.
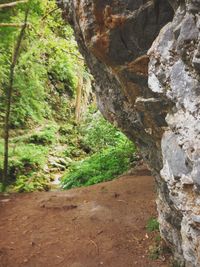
[58, 0, 200, 266]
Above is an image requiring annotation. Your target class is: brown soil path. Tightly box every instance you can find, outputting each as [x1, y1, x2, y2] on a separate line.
[0, 174, 170, 267]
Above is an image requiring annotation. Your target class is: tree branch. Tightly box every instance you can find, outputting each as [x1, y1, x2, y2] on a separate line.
[61, 49, 84, 61]
[0, 0, 28, 9]
[0, 23, 30, 27]
[41, 7, 60, 21]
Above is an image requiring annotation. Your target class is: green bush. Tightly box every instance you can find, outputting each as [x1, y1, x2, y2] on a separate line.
[79, 112, 124, 152]
[0, 141, 49, 180]
[59, 125, 74, 135]
[0, 140, 50, 192]
[62, 141, 135, 189]
[28, 125, 58, 145]
[13, 174, 50, 193]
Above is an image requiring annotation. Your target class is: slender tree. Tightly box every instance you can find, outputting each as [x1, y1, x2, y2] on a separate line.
[2, 4, 29, 190]
[75, 74, 83, 124]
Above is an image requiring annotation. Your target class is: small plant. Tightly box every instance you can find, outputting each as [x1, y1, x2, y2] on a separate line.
[148, 234, 169, 261]
[147, 226, 172, 263]
[146, 217, 159, 232]
[171, 260, 183, 267]
[148, 244, 161, 260]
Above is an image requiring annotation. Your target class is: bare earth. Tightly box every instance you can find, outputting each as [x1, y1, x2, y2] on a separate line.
[0, 173, 170, 267]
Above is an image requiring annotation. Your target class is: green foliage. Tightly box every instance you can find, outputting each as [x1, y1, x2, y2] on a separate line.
[0, 2, 137, 193]
[59, 125, 74, 135]
[61, 112, 136, 189]
[171, 261, 183, 267]
[0, 0, 87, 191]
[1, 143, 48, 176]
[148, 233, 172, 262]
[0, 137, 50, 192]
[146, 218, 160, 232]
[28, 124, 58, 145]
[79, 112, 124, 152]
[0, 0, 85, 128]
[62, 139, 135, 189]
[13, 174, 50, 192]
[0, 132, 49, 187]
[148, 245, 161, 260]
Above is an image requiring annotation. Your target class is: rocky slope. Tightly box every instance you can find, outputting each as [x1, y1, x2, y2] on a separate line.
[58, 0, 200, 266]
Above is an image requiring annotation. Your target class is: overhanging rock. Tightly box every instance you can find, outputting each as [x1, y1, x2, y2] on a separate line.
[58, 0, 200, 265]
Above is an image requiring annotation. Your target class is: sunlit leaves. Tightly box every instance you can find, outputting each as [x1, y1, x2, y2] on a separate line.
[0, 0, 85, 127]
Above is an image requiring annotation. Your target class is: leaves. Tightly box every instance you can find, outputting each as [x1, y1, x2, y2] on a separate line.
[0, 0, 85, 127]
[62, 114, 136, 189]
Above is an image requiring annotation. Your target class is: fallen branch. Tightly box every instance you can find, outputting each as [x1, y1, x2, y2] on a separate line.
[0, 0, 28, 9]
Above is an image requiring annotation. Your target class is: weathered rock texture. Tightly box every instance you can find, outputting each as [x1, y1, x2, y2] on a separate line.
[58, 0, 200, 266]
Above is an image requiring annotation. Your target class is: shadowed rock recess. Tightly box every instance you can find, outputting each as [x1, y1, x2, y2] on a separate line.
[58, 0, 200, 266]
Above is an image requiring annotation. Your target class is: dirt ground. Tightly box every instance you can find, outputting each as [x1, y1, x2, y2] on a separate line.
[0, 173, 171, 267]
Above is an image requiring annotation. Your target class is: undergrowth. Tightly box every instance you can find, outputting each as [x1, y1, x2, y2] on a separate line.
[0, 1, 136, 193]
[0, 113, 136, 192]
[0, 124, 56, 191]
[146, 217, 173, 263]
[146, 217, 160, 232]
[61, 114, 136, 189]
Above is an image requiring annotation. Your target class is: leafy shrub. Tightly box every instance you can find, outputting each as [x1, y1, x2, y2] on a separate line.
[13, 174, 50, 193]
[28, 125, 58, 145]
[62, 141, 135, 189]
[61, 111, 136, 189]
[0, 141, 49, 180]
[0, 139, 50, 192]
[59, 125, 74, 135]
[79, 112, 124, 152]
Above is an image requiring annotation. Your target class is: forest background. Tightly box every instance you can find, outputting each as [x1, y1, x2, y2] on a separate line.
[0, 0, 136, 193]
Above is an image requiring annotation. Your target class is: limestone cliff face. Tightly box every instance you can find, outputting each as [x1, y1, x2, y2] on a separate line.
[58, 0, 200, 266]
[149, 2, 200, 266]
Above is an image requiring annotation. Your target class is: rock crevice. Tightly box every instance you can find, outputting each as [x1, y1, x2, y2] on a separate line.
[58, 0, 200, 265]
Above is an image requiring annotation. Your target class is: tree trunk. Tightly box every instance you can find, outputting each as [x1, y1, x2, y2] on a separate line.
[75, 75, 83, 124]
[2, 6, 29, 190]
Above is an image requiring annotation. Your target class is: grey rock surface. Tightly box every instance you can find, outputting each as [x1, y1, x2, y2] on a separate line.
[58, 0, 200, 265]
[149, 1, 200, 266]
